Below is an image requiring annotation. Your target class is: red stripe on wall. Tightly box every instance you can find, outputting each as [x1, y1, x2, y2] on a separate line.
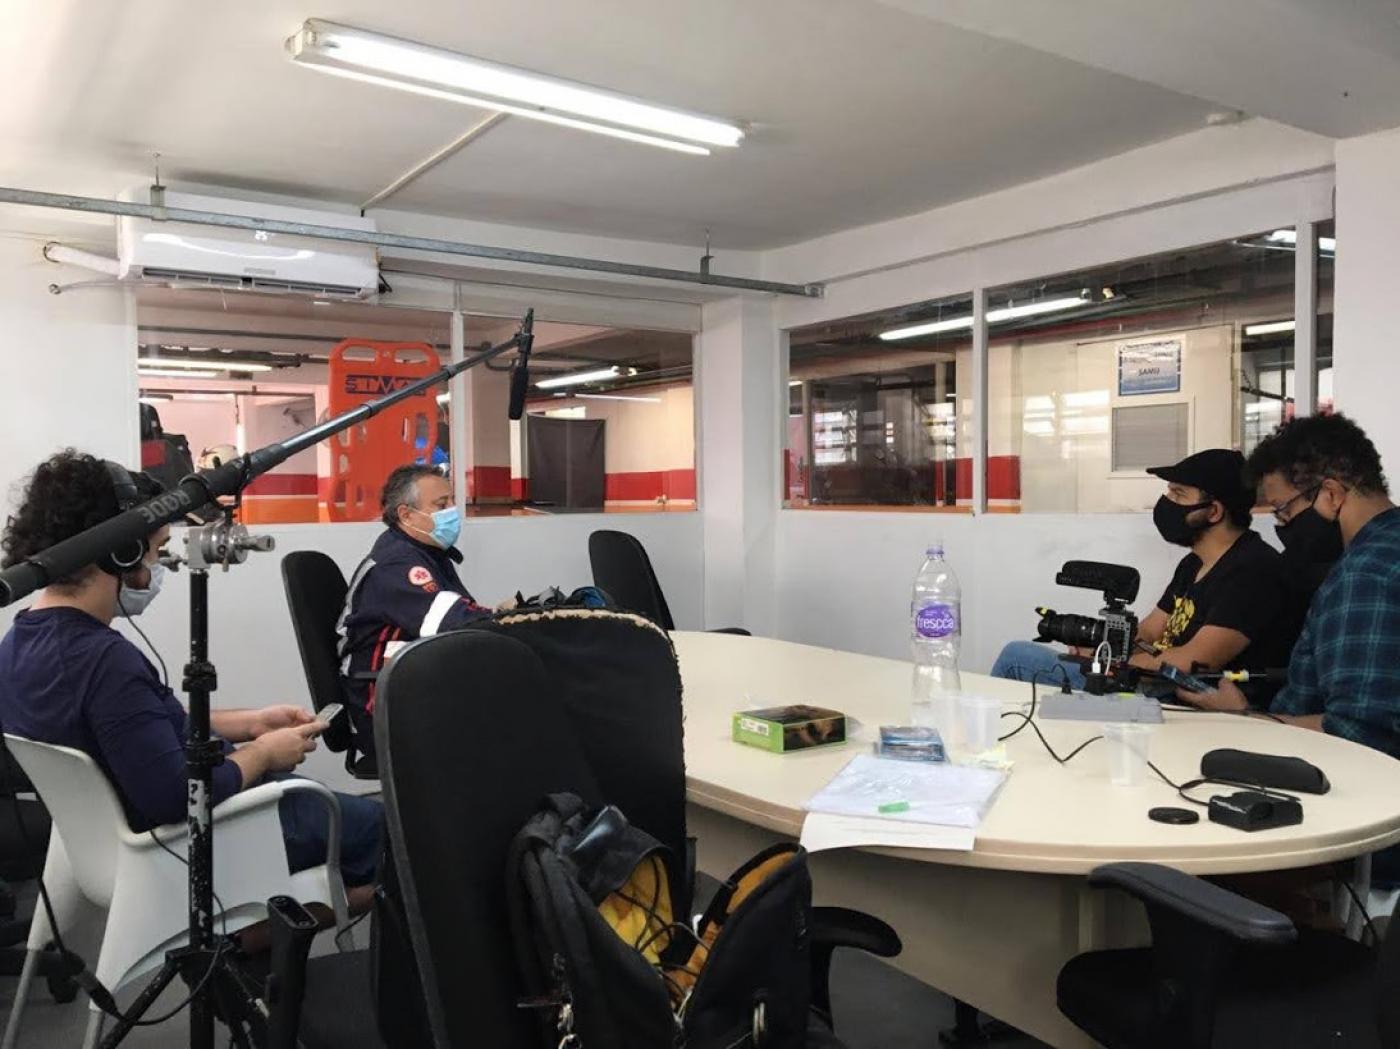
[604, 469, 698, 502]
[245, 473, 317, 496]
[511, 477, 528, 501]
[466, 466, 512, 501]
[988, 456, 1021, 501]
[932, 457, 1021, 502]
[665, 469, 696, 501]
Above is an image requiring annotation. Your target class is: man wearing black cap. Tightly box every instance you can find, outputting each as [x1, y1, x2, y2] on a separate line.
[991, 448, 1300, 702]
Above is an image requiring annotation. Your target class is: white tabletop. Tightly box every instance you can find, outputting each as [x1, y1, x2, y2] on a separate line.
[676, 632, 1400, 875]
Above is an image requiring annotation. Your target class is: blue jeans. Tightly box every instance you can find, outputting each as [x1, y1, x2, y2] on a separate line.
[277, 782, 383, 887]
[990, 641, 1087, 691]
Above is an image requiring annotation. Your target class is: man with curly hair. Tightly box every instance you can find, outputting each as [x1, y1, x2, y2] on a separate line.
[0, 450, 382, 904]
[1200, 414, 1400, 755]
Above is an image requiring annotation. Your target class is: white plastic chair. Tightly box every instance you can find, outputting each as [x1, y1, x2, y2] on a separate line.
[1, 734, 350, 1049]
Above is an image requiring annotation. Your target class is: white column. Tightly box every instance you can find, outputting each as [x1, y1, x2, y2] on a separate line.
[1334, 127, 1400, 466]
[449, 308, 470, 511]
[697, 296, 779, 633]
[969, 288, 989, 513]
[1292, 221, 1317, 417]
[0, 235, 137, 520]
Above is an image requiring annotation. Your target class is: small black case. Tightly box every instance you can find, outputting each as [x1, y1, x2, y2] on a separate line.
[1200, 748, 1330, 795]
[1208, 790, 1304, 832]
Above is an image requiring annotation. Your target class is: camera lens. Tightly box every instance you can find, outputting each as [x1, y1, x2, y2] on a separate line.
[1035, 610, 1106, 648]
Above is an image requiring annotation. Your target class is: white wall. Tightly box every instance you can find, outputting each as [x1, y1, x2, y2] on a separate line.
[1334, 126, 1400, 468]
[0, 235, 138, 512]
[776, 508, 1282, 673]
[764, 119, 1334, 286]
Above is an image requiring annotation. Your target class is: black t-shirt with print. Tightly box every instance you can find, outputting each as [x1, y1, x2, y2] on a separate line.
[1153, 530, 1304, 695]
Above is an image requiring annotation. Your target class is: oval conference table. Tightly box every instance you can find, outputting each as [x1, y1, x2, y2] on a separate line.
[674, 632, 1400, 1049]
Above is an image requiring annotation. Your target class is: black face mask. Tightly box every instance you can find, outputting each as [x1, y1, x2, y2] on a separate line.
[1153, 495, 1213, 547]
[1277, 506, 1344, 564]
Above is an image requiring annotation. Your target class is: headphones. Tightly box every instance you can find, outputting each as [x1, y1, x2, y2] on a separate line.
[99, 460, 150, 577]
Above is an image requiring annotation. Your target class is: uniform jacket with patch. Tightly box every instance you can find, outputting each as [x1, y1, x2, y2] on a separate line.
[337, 526, 491, 716]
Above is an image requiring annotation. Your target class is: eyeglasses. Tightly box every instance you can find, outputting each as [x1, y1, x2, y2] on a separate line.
[1271, 484, 1321, 524]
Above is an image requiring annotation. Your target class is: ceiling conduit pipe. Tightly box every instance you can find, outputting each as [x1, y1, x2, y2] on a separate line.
[2, 187, 823, 298]
[43, 241, 121, 276]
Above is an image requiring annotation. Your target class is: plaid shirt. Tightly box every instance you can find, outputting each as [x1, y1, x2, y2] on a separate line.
[1272, 508, 1400, 757]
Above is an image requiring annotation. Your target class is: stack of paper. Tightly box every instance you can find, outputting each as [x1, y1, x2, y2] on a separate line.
[800, 754, 1006, 854]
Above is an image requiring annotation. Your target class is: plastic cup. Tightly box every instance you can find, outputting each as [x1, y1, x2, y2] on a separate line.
[1104, 723, 1153, 786]
[958, 695, 1002, 755]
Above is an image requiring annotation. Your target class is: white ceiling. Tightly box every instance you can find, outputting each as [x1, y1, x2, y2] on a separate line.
[1, 0, 1226, 250]
[879, 0, 1400, 139]
[6, 1, 1397, 252]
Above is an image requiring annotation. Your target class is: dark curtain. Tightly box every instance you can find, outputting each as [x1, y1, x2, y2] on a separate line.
[527, 415, 606, 510]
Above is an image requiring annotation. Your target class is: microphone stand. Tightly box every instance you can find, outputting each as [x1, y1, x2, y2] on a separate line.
[0, 310, 534, 1049]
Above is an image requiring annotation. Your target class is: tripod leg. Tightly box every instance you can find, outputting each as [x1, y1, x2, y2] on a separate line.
[95, 959, 181, 1049]
[214, 977, 257, 1049]
[0, 948, 40, 1049]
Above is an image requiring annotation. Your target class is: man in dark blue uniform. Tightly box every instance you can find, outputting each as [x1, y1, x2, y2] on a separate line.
[337, 464, 494, 761]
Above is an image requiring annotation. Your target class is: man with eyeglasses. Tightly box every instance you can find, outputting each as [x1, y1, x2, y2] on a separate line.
[1259, 465, 1345, 604]
[1203, 414, 1400, 757]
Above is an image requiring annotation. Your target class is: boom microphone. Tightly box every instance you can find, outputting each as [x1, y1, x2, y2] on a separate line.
[508, 308, 535, 421]
[0, 308, 536, 608]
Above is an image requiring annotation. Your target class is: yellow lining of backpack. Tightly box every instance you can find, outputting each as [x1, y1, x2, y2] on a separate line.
[599, 848, 797, 1004]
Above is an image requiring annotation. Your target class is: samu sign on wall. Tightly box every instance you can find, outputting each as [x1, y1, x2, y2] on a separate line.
[1117, 339, 1182, 396]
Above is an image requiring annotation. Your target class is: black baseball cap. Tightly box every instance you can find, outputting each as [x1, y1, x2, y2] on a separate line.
[1147, 449, 1252, 515]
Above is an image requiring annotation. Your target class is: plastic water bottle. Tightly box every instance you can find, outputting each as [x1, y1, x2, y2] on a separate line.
[910, 543, 962, 732]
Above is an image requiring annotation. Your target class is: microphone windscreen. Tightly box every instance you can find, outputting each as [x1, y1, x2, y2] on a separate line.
[508, 359, 529, 420]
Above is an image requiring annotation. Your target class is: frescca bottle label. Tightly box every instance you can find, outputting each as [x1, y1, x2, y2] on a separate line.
[915, 603, 959, 639]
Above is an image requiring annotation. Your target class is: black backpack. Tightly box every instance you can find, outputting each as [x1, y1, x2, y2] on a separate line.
[507, 793, 813, 1049]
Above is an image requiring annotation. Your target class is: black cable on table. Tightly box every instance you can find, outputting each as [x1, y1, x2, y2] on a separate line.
[998, 662, 1072, 743]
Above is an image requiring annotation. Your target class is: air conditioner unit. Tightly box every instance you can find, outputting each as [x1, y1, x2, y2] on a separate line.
[116, 190, 380, 298]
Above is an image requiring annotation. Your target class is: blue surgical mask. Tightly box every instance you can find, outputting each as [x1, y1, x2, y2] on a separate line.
[119, 561, 166, 617]
[410, 506, 462, 550]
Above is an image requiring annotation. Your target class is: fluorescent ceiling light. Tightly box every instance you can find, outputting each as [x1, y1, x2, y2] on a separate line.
[880, 295, 1091, 342]
[1266, 229, 1337, 253]
[137, 368, 220, 379]
[1244, 320, 1296, 336]
[287, 20, 743, 156]
[139, 356, 273, 373]
[138, 395, 173, 405]
[576, 393, 661, 403]
[535, 366, 622, 390]
[436, 392, 450, 404]
[788, 379, 803, 387]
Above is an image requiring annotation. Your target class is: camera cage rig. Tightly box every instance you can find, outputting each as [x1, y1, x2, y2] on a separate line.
[1035, 560, 1144, 694]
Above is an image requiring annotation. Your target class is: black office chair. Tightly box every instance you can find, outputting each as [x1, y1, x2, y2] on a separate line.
[292, 616, 901, 1048]
[1057, 861, 1391, 1049]
[588, 529, 750, 635]
[280, 551, 377, 778]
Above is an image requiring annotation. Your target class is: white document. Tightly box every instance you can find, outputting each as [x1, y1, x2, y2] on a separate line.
[800, 812, 976, 854]
[805, 753, 1006, 829]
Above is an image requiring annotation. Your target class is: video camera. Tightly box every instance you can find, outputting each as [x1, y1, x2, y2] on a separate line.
[1034, 561, 1142, 694]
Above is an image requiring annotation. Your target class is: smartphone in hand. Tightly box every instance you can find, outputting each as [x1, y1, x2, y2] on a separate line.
[1156, 663, 1211, 694]
[310, 702, 345, 736]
